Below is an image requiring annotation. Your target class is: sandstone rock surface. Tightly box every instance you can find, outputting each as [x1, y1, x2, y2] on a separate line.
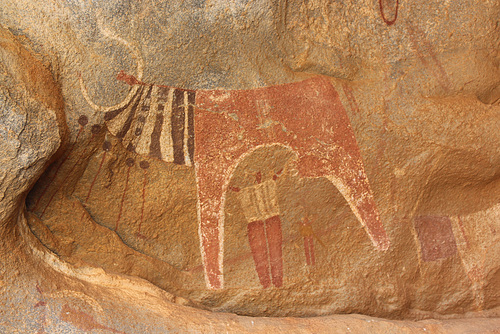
[0, 0, 499, 332]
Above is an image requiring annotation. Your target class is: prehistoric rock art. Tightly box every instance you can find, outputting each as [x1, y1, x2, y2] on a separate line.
[78, 70, 390, 289]
[1, 0, 500, 332]
[379, 0, 399, 26]
[413, 216, 457, 262]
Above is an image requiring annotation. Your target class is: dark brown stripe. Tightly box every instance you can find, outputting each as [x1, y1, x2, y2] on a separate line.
[149, 113, 164, 160]
[187, 91, 195, 163]
[157, 86, 169, 100]
[126, 143, 136, 153]
[104, 87, 142, 121]
[171, 89, 185, 165]
[145, 86, 153, 99]
[115, 86, 145, 139]
[134, 86, 154, 137]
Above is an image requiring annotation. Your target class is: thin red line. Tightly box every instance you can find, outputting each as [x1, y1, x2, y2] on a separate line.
[137, 171, 148, 236]
[457, 216, 470, 249]
[342, 84, 360, 114]
[117, 70, 196, 93]
[379, 0, 399, 26]
[34, 283, 47, 334]
[115, 166, 132, 232]
[85, 152, 106, 203]
[80, 151, 107, 221]
[40, 146, 89, 218]
[408, 24, 452, 92]
[33, 126, 84, 211]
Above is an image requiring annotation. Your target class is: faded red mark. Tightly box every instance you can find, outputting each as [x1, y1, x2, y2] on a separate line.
[408, 24, 452, 93]
[33, 115, 87, 211]
[115, 158, 134, 232]
[379, 0, 399, 26]
[117, 70, 142, 86]
[467, 264, 485, 282]
[80, 139, 109, 221]
[34, 301, 47, 308]
[342, 84, 361, 114]
[40, 124, 99, 218]
[136, 160, 150, 239]
[34, 283, 47, 334]
[85, 138, 108, 203]
[414, 216, 457, 262]
[60, 303, 125, 334]
[304, 235, 315, 266]
[300, 215, 319, 266]
[195, 76, 390, 288]
[456, 216, 470, 249]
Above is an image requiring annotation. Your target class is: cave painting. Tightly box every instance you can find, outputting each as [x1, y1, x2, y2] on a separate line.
[413, 216, 457, 262]
[298, 206, 325, 267]
[230, 170, 284, 288]
[81, 71, 390, 289]
[379, 0, 399, 26]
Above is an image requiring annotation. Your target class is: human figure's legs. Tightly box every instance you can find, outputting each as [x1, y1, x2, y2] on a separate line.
[247, 220, 271, 288]
[265, 215, 283, 287]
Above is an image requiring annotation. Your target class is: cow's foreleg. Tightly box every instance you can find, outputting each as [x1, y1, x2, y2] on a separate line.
[195, 157, 233, 289]
[295, 145, 390, 251]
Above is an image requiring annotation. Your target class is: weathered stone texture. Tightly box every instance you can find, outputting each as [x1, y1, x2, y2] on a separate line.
[0, 0, 499, 332]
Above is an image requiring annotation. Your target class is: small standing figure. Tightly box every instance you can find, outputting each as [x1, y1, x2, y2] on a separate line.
[298, 206, 324, 267]
[231, 170, 284, 288]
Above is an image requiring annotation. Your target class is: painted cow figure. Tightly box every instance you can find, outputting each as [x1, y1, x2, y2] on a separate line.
[81, 71, 390, 289]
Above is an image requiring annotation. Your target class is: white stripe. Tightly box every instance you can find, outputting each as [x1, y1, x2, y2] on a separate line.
[106, 95, 136, 136]
[183, 91, 192, 166]
[122, 86, 153, 148]
[160, 88, 175, 162]
[135, 89, 157, 156]
[238, 180, 279, 222]
[255, 183, 268, 218]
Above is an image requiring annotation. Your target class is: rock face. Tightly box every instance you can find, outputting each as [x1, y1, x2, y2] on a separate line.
[0, 0, 499, 332]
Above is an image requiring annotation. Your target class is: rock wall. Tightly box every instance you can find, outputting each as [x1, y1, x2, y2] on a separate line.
[0, 0, 499, 332]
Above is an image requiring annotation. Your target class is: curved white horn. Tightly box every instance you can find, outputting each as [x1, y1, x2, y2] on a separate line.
[79, 19, 144, 113]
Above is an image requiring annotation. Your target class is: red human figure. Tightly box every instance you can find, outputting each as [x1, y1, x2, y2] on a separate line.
[299, 210, 318, 266]
[233, 171, 284, 288]
[247, 220, 271, 288]
[264, 215, 283, 287]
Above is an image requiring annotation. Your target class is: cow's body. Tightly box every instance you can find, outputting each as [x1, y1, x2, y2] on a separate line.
[96, 74, 390, 289]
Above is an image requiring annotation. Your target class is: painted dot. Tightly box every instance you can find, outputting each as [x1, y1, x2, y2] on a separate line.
[104, 113, 113, 121]
[91, 124, 102, 134]
[126, 158, 135, 167]
[126, 143, 136, 152]
[139, 161, 150, 170]
[135, 127, 142, 136]
[102, 141, 112, 152]
[78, 115, 88, 126]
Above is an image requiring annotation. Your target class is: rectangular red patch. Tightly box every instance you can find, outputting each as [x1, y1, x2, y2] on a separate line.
[414, 216, 457, 262]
